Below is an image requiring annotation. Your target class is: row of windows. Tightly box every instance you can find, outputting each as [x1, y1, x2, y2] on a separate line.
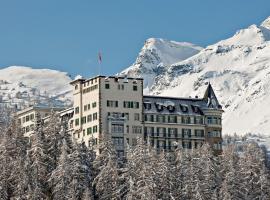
[112, 137, 124, 146]
[83, 103, 94, 111]
[75, 112, 98, 126]
[21, 124, 35, 133]
[111, 124, 124, 133]
[74, 78, 98, 90]
[148, 140, 203, 150]
[74, 125, 98, 138]
[108, 112, 140, 121]
[18, 113, 35, 124]
[208, 130, 221, 137]
[144, 114, 204, 124]
[207, 116, 222, 125]
[123, 101, 140, 109]
[82, 84, 98, 94]
[144, 127, 206, 138]
[75, 102, 97, 114]
[105, 83, 138, 91]
[107, 100, 118, 107]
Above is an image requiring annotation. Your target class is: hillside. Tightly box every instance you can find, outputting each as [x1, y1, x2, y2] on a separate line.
[0, 66, 73, 109]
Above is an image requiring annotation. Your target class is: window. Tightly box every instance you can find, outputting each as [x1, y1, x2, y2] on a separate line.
[126, 125, 129, 133]
[168, 128, 177, 137]
[87, 127, 92, 135]
[75, 118, 80, 126]
[87, 115, 92, 122]
[84, 105, 87, 111]
[207, 116, 221, 125]
[182, 129, 191, 138]
[75, 85, 78, 90]
[133, 85, 138, 91]
[81, 117, 86, 124]
[92, 102, 97, 108]
[83, 129, 85, 137]
[182, 116, 191, 124]
[93, 125, 98, 133]
[168, 115, 177, 123]
[118, 84, 124, 90]
[132, 126, 142, 134]
[23, 117, 26, 123]
[144, 103, 151, 110]
[195, 130, 204, 137]
[107, 100, 118, 107]
[123, 101, 139, 109]
[26, 126, 30, 133]
[30, 114, 34, 120]
[111, 124, 124, 133]
[93, 113, 98, 120]
[195, 116, 203, 124]
[134, 113, 140, 121]
[75, 107, 79, 114]
[105, 83, 110, 89]
[208, 130, 221, 137]
[112, 137, 124, 146]
[26, 115, 30, 122]
[87, 104, 91, 110]
[124, 113, 129, 120]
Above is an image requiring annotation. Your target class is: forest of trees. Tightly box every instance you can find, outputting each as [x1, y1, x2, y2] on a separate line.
[0, 111, 270, 200]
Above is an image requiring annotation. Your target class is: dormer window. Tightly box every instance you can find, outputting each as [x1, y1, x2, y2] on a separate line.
[180, 104, 188, 112]
[155, 103, 163, 112]
[167, 105, 175, 112]
[144, 102, 151, 110]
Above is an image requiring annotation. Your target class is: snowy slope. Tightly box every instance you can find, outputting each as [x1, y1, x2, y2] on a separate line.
[147, 16, 270, 135]
[0, 66, 73, 109]
[120, 38, 202, 92]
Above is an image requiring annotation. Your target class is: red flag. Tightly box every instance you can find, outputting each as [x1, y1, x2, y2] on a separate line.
[98, 51, 102, 64]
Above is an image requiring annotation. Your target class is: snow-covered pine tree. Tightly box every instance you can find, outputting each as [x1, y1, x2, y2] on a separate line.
[27, 113, 50, 200]
[154, 151, 175, 200]
[82, 186, 94, 200]
[238, 143, 270, 200]
[49, 138, 72, 200]
[92, 133, 120, 199]
[199, 144, 221, 200]
[0, 120, 19, 199]
[219, 144, 241, 200]
[125, 138, 157, 200]
[44, 111, 62, 172]
[12, 119, 30, 200]
[68, 142, 95, 200]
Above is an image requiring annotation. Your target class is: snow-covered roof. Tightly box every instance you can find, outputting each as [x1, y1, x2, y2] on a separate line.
[143, 95, 208, 115]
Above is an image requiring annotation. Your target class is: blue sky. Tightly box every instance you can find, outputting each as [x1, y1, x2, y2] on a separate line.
[0, 0, 269, 78]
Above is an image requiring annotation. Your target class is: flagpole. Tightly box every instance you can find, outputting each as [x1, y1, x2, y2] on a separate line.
[98, 51, 102, 75]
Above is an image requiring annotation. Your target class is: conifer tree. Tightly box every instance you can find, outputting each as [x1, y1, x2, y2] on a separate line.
[27, 113, 50, 200]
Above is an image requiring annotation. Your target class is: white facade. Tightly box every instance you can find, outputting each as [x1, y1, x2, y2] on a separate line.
[16, 106, 65, 137]
[70, 76, 143, 156]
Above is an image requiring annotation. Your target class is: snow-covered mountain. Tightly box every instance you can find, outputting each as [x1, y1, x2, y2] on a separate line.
[120, 38, 202, 92]
[121, 16, 270, 136]
[0, 66, 73, 109]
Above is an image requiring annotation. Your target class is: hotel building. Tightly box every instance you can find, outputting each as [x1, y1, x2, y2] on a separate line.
[16, 75, 223, 156]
